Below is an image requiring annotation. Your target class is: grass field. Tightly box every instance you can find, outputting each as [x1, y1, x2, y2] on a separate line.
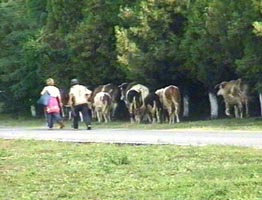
[0, 115, 261, 199]
[0, 139, 261, 200]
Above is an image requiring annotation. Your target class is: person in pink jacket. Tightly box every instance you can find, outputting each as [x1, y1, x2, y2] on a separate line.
[40, 78, 65, 129]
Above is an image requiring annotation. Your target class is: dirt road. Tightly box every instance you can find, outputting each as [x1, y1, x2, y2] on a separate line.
[0, 126, 261, 148]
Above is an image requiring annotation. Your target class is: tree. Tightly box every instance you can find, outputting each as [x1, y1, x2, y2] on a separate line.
[0, 0, 40, 114]
[116, 0, 188, 89]
[66, 0, 129, 87]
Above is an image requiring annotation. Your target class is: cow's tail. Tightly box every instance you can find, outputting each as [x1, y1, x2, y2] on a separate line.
[132, 96, 137, 111]
[152, 100, 158, 123]
[103, 94, 111, 110]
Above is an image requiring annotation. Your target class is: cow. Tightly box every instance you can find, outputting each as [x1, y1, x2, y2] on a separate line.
[119, 83, 150, 123]
[93, 91, 112, 123]
[144, 93, 163, 123]
[90, 83, 121, 119]
[215, 78, 249, 118]
[119, 83, 149, 104]
[126, 89, 144, 123]
[155, 85, 181, 124]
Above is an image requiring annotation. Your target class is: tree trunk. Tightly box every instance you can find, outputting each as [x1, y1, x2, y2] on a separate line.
[208, 92, 218, 119]
[183, 94, 189, 117]
[259, 92, 262, 117]
[30, 105, 36, 117]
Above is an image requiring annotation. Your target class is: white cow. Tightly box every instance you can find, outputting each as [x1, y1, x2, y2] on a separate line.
[93, 92, 112, 123]
[119, 83, 150, 123]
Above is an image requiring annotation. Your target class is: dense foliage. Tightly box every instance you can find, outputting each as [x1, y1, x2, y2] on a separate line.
[0, 0, 261, 116]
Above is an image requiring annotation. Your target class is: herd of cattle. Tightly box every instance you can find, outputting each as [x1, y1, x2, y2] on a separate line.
[62, 78, 250, 123]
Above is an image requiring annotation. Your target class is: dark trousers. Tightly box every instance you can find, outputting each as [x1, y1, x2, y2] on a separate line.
[46, 113, 62, 128]
[72, 104, 92, 129]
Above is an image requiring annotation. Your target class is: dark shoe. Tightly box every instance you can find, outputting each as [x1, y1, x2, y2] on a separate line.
[87, 126, 92, 130]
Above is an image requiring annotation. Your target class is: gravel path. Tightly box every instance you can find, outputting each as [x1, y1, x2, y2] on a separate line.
[0, 127, 261, 148]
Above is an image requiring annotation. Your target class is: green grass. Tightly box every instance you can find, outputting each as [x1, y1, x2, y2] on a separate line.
[0, 140, 261, 200]
[0, 114, 262, 131]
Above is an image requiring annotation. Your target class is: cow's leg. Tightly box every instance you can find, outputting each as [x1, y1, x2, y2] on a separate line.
[127, 103, 134, 123]
[161, 109, 168, 123]
[245, 99, 249, 117]
[102, 109, 107, 123]
[175, 103, 180, 123]
[238, 102, 243, 118]
[91, 108, 97, 120]
[105, 106, 111, 123]
[97, 111, 101, 122]
[146, 112, 153, 123]
[103, 113, 108, 123]
[107, 108, 111, 122]
[151, 111, 156, 124]
[168, 107, 174, 124]
[225, 102, 231, 116]
[171, 97, 180, 123]
[259, 92, 262, 117]
[170, 112, 175, 124]
[152, 117, 156, 124]
[135, 113, 141, 123]
[146, 105, 153, 123]
[152, 101, 158, 123]
[129, 111, 135, 123]
[102, 106, 107, 123]
[111, 102, 117, 119]
[149, 102, 156, 123]
[142, 106, 149, 123]
[148, 110, 155, 123]
[168, 112, 172, 124]
[130, 114, 134, 123]
[96, 109, 102, 122]
[234, 105, 239, 118]
[156, 108, 161, 123]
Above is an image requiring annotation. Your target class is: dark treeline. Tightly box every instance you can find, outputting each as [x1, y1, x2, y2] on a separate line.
[0, 0, 261, 118]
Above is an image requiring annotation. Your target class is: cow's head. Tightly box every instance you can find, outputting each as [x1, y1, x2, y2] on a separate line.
[215, 79, 242, 97]
[118, 82, 129, 101]
[215, 82, 227, 96]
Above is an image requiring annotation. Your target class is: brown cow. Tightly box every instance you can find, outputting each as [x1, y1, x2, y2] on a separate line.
[155, 85, 181, 124]
[215, 78, 249, 118]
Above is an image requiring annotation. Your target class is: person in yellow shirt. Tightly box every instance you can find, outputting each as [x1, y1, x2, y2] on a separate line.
[68, 79, 92, 130]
